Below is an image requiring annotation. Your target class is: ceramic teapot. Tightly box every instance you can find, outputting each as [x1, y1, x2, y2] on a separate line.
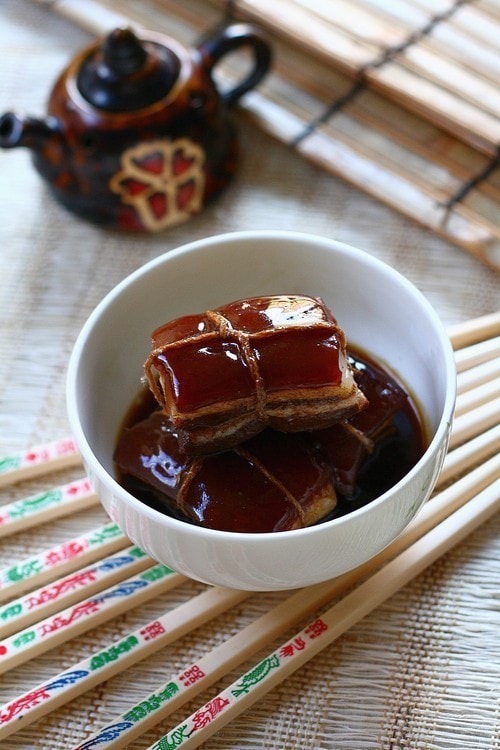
[0, 24, 271, 231]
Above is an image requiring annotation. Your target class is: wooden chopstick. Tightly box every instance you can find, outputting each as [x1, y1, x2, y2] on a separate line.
[0, 544, 153, 640]
[453, 377, 500, 417]
[448, 397, 500, 449]
[0, 436, 80, 488]
[447, 310, 500, 348]
[69, 453, 500, 750]
[0, 586, 250, 739]
[146, 480, 499, 750]
[0, 477, 97, 538]
[437, 424, 500, 487]
[454, 336, 500, 371]
[0, 563, 185, 674]
[456, 356, 500, 394]
[0, 522, 128, 603]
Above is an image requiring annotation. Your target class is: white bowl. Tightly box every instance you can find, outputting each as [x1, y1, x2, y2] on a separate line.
[66, 231, 456, 590]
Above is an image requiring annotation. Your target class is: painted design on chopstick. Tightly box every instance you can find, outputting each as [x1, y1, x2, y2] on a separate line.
[0, 478, 93, 527]
[0, 565, 174, 663]
[0, 578, 188, 731]
[87, 612, 171, 670]
[0, 670, 89, 725]
[290, 0, 469, 148]
[71, 665, 207, 748]
[76, 724, 136, 749]
[89, 635, 140, 671]
[0, 522, 124, 591]
[150, 619, 329, 749]
[140, 620, 167, 641]
[0, 547, 145, 624]
[0, 437, 78, 476]
[125, 682, 181, 718]
[231, 654, 280, 696]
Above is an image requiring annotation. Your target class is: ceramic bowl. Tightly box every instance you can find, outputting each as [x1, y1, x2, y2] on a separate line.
[66, 231, 456, 590]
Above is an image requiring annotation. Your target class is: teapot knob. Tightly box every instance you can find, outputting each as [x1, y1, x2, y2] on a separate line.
[77, 27, 179, 111]
[102, 27, 148, 74]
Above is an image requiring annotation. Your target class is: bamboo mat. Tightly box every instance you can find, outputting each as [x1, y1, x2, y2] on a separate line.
[35, 0, 500, 269]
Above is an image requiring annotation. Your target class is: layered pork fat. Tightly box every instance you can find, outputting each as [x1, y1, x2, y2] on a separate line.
[145, 295, 368, 454]
[113, 416, 337, 533]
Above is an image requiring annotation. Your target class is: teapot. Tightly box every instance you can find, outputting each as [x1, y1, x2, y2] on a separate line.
[0, 23, 271, 232]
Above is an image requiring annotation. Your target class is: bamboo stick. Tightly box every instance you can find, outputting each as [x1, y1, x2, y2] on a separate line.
[0, 545, 153, 640]
[448, 396, 500, 448]
[454, 336, 500, 371]
[448, 310, 500, 348]
[0, 587, 250, 739]
[437, 424, 500, 486]
[147, 480, 499, 750]
[456, 356, 500, 394]
[453, 378, 500, 417]
[0, 437, 80, 488]
[0, 477, 98, 538]
[0, 564, 185, 674]
[0, 522, 129, 603]
[2, 449, 498, 743]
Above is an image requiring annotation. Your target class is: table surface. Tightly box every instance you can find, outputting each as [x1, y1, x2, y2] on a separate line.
[0, 2, 499, 749]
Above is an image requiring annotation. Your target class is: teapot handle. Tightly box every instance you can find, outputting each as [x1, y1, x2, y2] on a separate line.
[197, 23, 272, 106]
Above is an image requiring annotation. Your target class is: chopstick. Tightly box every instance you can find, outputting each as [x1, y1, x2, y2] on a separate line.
[456, 356, 500, 394]
[0, 522, 128, 603]
[453, 377, 500, 417]
[448, 397, 500, 449]
[0, 436, 80, 488]
[0, 586, 250, 738]
[69, 450, 500, 750]
[2, 446, 498, 744]
[0, 477, 97, 538]
[0, 563, 185, 673]
[454, 335, 500, 371]
[146, 480, 499, 750]
[447, 310, 500, 348]
[437, 424, 500, 486]
[0, 544, 153, 639]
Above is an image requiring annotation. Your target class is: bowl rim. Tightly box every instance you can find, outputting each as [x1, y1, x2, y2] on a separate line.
[66, 230, 457, 544]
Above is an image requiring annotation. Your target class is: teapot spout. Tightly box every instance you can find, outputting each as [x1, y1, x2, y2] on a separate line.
[0, 112, 60, 150]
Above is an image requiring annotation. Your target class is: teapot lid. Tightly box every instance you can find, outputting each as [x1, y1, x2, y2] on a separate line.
[77, 27, 180, 111]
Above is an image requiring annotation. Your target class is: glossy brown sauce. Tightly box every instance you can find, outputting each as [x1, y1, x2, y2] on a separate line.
[114, 349, 426, 530]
